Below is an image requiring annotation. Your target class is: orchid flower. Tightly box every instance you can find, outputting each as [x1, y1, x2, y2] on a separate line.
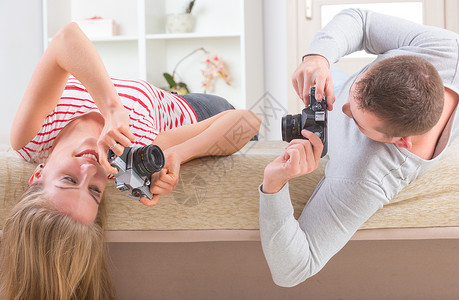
[201, 54, 231, 93]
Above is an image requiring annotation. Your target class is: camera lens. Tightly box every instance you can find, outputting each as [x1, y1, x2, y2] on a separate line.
[282, 115, 292, 142]
[132, 145, 165, 178]
[282, 114, 302, 142]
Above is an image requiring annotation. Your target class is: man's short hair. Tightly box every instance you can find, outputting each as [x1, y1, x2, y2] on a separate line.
[354, 55, 444, 137]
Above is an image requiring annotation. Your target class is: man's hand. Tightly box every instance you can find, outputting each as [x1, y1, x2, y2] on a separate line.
[139, 149, 181, 206]
[292, 55, 335, 110]
[262, 130, 323, 194]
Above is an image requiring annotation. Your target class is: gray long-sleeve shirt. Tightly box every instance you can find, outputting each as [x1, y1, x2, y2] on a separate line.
[259, 8, 459, 287]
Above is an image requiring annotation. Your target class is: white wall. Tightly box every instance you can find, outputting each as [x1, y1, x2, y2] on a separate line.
[261, 0, 288, 140]
[0, 0, 43, 145]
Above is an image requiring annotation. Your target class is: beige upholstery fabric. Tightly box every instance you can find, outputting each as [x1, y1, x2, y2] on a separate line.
[1, 140, 458, 231]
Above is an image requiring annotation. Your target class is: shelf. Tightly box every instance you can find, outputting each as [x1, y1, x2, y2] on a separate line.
[47, 35, 138, 43]
[43, 0, 264, 110]
[90, 36, 139, 42]
[146, 32, 240, 40]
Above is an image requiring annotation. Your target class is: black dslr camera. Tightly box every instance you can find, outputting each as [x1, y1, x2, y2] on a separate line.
[108, 145, 165, 200]
[281, 87, 328, 158]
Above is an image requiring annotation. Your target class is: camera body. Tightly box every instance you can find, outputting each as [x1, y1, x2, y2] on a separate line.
[108, 145, 165, 200]
[281, 87, 328, 158]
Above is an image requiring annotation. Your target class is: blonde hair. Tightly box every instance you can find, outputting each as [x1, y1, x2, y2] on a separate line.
[0, 185, 115, 300]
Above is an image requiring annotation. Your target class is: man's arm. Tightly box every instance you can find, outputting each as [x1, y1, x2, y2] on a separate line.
[305, 8, 457, 66]
[259, 178, 387, 287]
[295, 8, 459, 105]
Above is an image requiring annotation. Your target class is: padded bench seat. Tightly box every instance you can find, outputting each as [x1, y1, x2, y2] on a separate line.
[1, 140, 458, 242]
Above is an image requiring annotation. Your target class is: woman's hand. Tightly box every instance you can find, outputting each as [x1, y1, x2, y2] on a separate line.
[139, 149, 182, 207]
[262, 130, 323, 194]
[292, 54, 335, 110]
[97, 103, 136, 174]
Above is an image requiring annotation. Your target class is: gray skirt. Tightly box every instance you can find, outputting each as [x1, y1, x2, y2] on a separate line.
[180, 93, 235, 122]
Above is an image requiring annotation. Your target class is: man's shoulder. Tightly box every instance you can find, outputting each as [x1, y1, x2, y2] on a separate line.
[327, 123, 428, 196]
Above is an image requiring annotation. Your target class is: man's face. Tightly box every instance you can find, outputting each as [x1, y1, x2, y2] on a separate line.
[342, 80, 400, 144]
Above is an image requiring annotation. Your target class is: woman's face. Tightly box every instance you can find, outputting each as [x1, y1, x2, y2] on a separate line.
[30, 137, 108, 224]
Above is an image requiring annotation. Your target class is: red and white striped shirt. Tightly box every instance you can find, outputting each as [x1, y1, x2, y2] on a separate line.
[16, 77, 198, 162]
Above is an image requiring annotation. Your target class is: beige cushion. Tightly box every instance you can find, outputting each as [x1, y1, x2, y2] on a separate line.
[1, 140, 458, 231]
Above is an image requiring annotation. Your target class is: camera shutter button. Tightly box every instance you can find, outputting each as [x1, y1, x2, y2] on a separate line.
[312, 102, 322, 111]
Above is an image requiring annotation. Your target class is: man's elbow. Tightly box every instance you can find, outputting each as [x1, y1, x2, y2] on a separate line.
[271, 269, 315, 288]
[272, 276, 303, 288]
[264, 250, 322, 287]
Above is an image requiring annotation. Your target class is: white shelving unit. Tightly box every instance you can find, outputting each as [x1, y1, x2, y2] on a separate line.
[42, 0, 264, 109]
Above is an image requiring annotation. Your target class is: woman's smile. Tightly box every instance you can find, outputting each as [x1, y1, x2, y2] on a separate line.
[75, 149, 100, 163]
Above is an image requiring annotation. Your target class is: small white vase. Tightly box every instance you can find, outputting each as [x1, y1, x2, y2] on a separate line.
[166, 13, 195, 34]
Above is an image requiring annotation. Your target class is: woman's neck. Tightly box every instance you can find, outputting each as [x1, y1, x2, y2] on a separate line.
[54, 112, 105, 146]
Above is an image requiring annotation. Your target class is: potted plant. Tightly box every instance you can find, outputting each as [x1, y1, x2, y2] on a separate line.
[162, 47, 231, 95]
[166, 0, 196, 34]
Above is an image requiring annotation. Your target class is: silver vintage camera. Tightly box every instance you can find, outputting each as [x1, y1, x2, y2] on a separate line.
[108, 145, 165, 200]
